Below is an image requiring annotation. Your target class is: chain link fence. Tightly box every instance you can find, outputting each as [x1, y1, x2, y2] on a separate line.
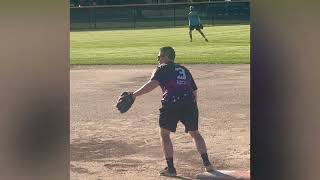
[70, 1, 250, 30]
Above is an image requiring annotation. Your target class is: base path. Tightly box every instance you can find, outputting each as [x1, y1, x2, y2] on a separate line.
[71, 64, 250, 180]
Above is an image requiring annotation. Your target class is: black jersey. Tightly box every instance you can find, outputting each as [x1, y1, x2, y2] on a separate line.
[151, 62, 197, 104]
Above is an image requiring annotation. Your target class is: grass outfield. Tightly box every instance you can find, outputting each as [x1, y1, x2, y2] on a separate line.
[71, 25, 250, 65]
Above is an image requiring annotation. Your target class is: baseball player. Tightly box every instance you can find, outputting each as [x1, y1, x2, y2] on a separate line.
[188, 6, 209, 42]
[118, 46, 214, 177]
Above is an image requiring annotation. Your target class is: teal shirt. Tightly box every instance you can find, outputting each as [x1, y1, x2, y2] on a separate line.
[188, 11, 200, 26]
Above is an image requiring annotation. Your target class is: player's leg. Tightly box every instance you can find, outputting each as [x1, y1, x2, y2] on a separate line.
[189, 26, 194, 42]
[159, 106, 178, 176]
[189, 130, 207, 154]
[189, 29, 193, 42]
[160, 128, 173, 162]
[197, 29, 209, 42]
[181, 102, 214, 172]
[189, 130, 214, 172]
[159, 128, 177, 176]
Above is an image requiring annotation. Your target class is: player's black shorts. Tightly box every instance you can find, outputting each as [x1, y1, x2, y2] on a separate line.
[189, 24, 203, 31]
[159, 102, 199, 133]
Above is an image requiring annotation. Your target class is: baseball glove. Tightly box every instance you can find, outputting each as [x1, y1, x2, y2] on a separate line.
[116, 92, 135, 113]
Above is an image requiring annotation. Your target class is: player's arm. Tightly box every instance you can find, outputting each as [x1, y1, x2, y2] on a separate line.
[193, 90, 197, 103]
[133, 68, 160, 98]
[187, 68, 198, 103]
[188, 12, 192, 21]
[133, 80, 159, 98]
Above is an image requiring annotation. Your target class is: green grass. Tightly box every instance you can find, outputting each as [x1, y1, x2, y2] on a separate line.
[71, 25, 250, 65]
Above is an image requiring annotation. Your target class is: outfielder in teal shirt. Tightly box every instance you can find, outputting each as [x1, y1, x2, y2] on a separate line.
[188, 6, 209, 42]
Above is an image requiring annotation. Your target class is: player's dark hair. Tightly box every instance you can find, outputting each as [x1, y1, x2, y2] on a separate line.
[160, 46, 175, 62]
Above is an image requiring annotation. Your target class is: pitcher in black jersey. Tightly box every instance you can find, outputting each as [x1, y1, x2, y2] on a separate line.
[132, 46, 214, 177]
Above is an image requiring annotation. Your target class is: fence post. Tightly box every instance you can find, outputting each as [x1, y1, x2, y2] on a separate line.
[225, 1, 229, 21]
[211, 3, 214, 26]
[88, 8, 91, 29]
[69, 1, 250, 30]
[94, 7, 97, 29]
[211, 14, 214, 26]
[173, 6, 176, 27]
[133, 8, 136, 29]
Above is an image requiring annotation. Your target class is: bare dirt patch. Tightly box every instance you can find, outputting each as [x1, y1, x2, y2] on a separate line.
[71, 64, 250, 180]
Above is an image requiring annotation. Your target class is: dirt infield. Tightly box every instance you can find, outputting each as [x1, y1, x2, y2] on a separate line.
[71, 64, 250, 180]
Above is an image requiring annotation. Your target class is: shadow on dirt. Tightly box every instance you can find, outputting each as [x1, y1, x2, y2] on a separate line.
[196, 170, 245, 180]
[70, 164, 95, 174]
[71, 138, 139, 162]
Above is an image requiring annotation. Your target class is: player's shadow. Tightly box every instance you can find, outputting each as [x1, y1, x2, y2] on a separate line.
[196, 170, 237, 179]
[171, 176, 193, 180]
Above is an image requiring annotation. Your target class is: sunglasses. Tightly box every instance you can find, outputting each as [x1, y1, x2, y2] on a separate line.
[157, 55, 165, 60]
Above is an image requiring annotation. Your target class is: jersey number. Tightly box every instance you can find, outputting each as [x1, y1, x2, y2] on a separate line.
[175, 67, 186, 80]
